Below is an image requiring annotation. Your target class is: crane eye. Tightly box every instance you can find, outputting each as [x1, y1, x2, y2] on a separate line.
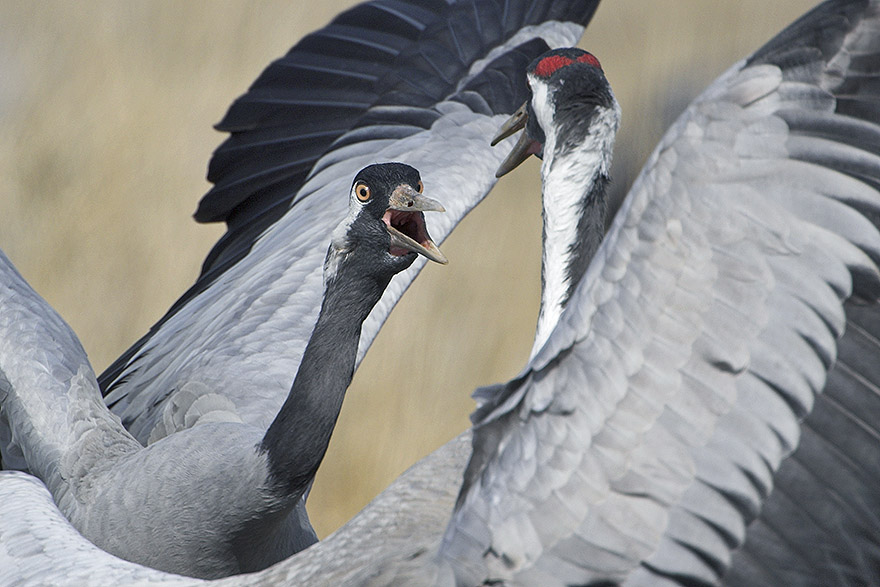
[355, 182, 371, 202]
[416, 180, 424, 193]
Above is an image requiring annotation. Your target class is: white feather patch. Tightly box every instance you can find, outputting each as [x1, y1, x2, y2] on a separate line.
[530, 76, 621, 357]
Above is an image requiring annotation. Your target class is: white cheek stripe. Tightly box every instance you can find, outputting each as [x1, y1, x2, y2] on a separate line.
[325, 187, 362, 285]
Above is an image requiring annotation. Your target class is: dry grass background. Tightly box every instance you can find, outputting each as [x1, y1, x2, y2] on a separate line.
[0, 0, 817, 537]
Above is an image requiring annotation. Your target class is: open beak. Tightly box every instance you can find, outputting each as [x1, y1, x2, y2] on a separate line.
[492, 101, 542, 178]
[383, 185, 448, 264]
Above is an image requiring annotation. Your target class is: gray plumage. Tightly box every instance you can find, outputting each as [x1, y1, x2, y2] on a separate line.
[0, 163, 447, 579]
[443, 2, 880, 584]
[3, 0, 880, 586]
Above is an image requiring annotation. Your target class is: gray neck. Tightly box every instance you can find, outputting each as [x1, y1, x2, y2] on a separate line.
[260, 252, 391, 502]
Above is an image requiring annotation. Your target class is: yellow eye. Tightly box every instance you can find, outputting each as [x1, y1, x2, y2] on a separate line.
[355, 182, 371, 202]
[416, 180, 424, 193]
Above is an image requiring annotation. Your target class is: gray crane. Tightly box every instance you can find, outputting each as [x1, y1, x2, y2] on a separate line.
[456, 26, 880, 582]
[1, 0, 879, 585]
[0, 163, 447, 579]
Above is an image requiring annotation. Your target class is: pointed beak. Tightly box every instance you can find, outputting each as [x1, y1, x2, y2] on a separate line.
[492, 102, 542, 178]
[384, 185, 448, 264]
[491, 101, 528, 146]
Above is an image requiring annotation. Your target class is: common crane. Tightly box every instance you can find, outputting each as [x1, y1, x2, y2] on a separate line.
[2, 0, 878, 585]
[0, 163, 446, 579]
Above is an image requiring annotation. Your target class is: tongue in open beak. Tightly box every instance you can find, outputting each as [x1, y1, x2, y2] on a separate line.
[492, 101, 542, 178]
[383, 185, 448, 264]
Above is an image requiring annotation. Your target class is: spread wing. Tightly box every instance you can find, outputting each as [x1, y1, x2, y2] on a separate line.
[0, 249, 172, 584]
[441, 1, 880, 584]
[99, 0, 601, 445]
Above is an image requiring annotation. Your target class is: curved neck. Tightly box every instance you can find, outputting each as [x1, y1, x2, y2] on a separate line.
[530, 103, 618, 358]
[260, 252, 391, 500]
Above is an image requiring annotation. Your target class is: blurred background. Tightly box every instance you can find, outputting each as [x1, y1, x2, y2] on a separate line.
[0, 0, 816, 537]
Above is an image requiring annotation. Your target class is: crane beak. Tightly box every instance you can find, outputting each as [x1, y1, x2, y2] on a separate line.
[491, 102, 528, 146]
[492, 102, 542, 178]
[384, 185, 448, 264]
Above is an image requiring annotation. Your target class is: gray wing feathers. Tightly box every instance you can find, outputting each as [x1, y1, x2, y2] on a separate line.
[441, 3, 880, 584]
[0, 252, 139, 502]
[725, 301, 880, 586]
[104, 20, 590, 446]
[0, 471, 195, 587]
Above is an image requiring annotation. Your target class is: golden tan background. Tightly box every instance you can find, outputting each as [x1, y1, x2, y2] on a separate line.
[0, 0, 816, 536]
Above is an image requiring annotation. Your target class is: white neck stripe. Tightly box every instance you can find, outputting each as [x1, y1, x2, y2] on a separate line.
[529, 79, 620, 358]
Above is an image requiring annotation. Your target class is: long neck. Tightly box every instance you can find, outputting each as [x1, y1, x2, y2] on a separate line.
[530, 105, 617, 358]
[260, 255, 390, 500]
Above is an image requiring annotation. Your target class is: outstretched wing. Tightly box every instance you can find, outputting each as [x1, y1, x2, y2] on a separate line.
[0, 248, 171, 584]
[99, 0, 601, 445]
[441, 1, 880, 584]
[0, 250, 141, 507]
